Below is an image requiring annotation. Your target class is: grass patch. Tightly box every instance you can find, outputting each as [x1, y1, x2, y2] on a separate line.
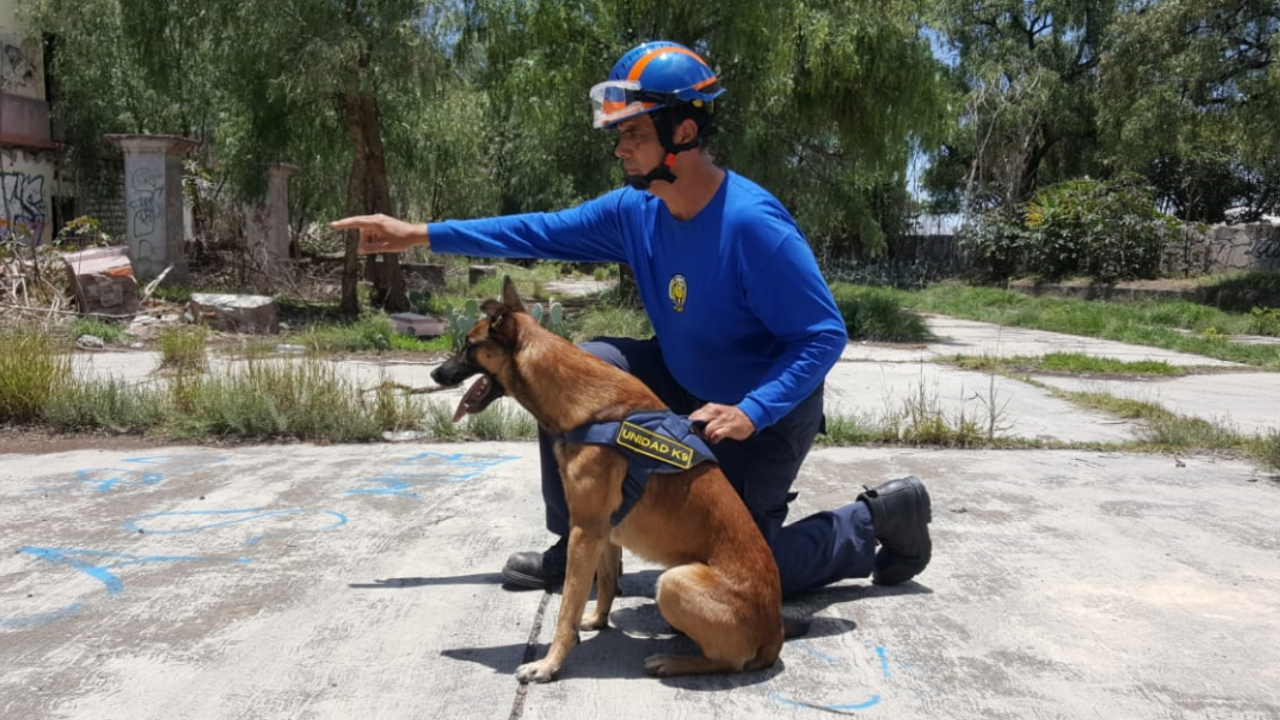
[168, 359, 426, 442]
[420, 397, 537, 441]
[295, 313, 445, 354]
[158, 325, 210, 372]
[1053, 389, 1245, 450]
[819, 368, 1009, 448]
[65, 317, 127, 344]
[0, 326, 72, 424]
[43, 376, 169, 433]
[569, 306, 653, 342]
[1244, 429, 1280, 475]
[891, 284, 1280, 368]
[829, 283, 932, 342]
[942, 352, 1184, 376]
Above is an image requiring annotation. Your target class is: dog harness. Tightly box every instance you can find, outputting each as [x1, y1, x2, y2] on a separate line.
[558, 410, 717, 526]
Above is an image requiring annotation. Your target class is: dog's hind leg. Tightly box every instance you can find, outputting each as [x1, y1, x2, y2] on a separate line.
[581, 540, 622, 630]
[644, 563, 777, 677]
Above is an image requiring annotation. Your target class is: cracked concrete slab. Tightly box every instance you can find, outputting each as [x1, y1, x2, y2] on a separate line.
[1, 445, 1276, 720]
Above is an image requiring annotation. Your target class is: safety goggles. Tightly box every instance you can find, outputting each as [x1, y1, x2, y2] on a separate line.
[590, 81, 670, 129]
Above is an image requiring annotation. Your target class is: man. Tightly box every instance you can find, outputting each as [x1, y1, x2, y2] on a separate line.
[331, 40, 932, 597]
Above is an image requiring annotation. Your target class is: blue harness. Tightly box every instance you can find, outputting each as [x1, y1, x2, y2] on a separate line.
[558, 410, 717, 526]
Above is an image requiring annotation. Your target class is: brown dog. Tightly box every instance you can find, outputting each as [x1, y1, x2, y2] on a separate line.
[430, 277, 783, 683]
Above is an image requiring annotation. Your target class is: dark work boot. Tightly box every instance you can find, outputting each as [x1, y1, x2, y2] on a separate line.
[502, 537, 567, 589]
[857, 476, 932, 586]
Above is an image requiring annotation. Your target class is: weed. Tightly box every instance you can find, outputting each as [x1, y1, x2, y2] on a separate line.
[829, 284, 932, 342]
[1246, 428, 1280, 474]
[298, 313, 394, 353]
[158, 325, 210, 372]
[66, 317, 126, 344]
[0, 326, 72, 423]
[463, 398, 537, 440]
[168, 358, 420, 442]
[44, 376, 169, 432]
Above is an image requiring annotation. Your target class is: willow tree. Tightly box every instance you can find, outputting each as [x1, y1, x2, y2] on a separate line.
[28, 0, 478, 316]
[462, 0, 951, 258]
[923, 0, 1115, 213]
[1098, 0, 1280, 221]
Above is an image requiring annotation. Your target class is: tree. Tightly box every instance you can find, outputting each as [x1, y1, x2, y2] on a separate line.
[924, 0, 1114, 213]
[1098, 0, 1280, 221]
[464, 0, 951, 258]
[27, 0, 481, 316]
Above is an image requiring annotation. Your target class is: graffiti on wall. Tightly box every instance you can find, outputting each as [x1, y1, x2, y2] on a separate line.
[1248, 237, 1280, 261]
[0, 41, 39, 91]
[127, 167, 163, 267]
[0, 172, 47, 243]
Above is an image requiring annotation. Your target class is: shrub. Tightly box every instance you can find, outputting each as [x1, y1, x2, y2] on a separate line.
[829, 284, 932, 342]
[1023, 175, 1178, 282]
[957, 210, 1028, 280]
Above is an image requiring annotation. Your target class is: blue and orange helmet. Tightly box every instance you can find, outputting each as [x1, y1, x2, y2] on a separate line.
[590, 41, 725, 130]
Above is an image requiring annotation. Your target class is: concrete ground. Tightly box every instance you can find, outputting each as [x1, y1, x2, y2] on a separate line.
[3, 316, 1280, 719]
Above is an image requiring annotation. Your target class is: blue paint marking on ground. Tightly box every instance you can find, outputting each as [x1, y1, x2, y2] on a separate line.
[392, 451, 520, 483]
[0, 602, 84, 629]
[342, 476, 421, 498]
[29, 454, 228, 493]
[121, 508, 348, 546]
[16, 547, 251, 595]
[767, 644, 892, 712]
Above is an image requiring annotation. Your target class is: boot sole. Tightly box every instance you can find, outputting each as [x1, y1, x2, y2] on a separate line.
[501, 566, 561, 589]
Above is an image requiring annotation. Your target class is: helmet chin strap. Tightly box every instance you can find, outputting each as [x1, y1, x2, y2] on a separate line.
[623, 109, 701, 191]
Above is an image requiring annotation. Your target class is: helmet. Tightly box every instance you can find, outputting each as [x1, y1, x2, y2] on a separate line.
[590, 41, 724, 129]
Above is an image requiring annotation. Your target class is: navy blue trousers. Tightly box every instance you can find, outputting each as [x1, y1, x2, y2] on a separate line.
[537, 337, 877, 597]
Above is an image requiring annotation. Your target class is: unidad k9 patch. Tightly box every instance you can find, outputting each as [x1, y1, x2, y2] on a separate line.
[615, 421, 695, 470]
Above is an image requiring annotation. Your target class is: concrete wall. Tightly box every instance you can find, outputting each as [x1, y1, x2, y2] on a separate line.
[1165, 223, 1280, 277]
[0, 0, 57, 246]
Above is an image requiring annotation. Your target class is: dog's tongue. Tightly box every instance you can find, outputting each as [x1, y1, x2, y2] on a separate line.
[452, 375, 491, 423]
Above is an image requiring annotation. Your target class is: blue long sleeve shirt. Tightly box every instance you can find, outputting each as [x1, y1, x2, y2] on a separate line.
[428, 171, 848, 432]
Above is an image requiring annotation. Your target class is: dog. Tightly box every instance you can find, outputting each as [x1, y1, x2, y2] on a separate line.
[431, 277, 784, 683]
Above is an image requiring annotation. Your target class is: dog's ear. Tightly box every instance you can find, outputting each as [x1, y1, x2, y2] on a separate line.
[501, 276, 527, 314]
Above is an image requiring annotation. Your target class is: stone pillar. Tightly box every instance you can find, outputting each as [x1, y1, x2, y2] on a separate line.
[244, 162, 299, 273]
[104, 134, 199, 281]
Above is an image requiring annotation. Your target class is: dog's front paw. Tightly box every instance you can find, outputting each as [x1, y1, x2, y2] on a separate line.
[516, 660, 559, 684]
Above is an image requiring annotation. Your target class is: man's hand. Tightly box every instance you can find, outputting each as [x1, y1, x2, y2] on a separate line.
[690, 403, 756, 444]
[329, 214, 428, 255]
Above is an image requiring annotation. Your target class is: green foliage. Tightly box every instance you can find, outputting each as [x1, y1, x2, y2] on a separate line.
[43, 377, 169, 433]
[169, 359, 423, 441]
[158, 325, 210, 372]
[467, 0, 950, 256]
[529, 299, 567, 337]
[444, 299, 482, 351]
[924, 0, 1114, 209]
[1098, 0, 1280, 219]
[299, 314, 395, 354]
[957, 210, 1028, 280]
[1021, 176, 1178, 282]
[829, 284, 933, 342]
[958, 176, 1177, 282]
[897, 283, 1280, 369]
[0, 326, 72, 424]
[66, 317, 126, 344]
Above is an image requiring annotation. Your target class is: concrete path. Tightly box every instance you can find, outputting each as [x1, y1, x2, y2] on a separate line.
[1, 444, 1276, 720]
[5, 313, 1279, 719]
